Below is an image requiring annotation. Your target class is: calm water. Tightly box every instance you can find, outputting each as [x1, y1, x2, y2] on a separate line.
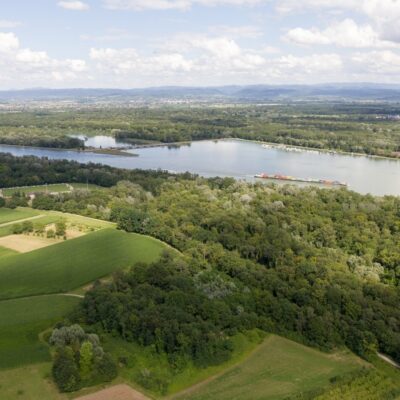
[1, 139, 400, 196]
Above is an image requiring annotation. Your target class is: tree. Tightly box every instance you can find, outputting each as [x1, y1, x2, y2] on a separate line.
[52, 347, 80, 392]
[79, 341, 93, 380]
[0, 197, 5, 208]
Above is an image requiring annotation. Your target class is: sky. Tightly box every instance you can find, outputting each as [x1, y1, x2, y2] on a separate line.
[1, 0, 400, 89]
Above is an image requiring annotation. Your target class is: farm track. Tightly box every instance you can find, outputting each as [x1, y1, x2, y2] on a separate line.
[0, 214, 44, 228]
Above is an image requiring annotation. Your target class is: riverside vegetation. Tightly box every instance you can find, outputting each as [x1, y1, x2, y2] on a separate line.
[2, 102, 400, 157]
[1, 153, 399, 398]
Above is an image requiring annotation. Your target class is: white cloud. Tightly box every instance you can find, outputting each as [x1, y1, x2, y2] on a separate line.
[0, 20, 22, 29]
[58, 1, 90, 11]
[0, 32, 19, 52]
[351, 50, 400, 75]
[285, 19, 398, 48]
[102, 0, 263, 11]
[0, 31, 87, 87]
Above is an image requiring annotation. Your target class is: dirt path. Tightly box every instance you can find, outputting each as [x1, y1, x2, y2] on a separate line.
[378, 352, 400, 369]
[58, 293, 84, 299]
[74, 384, 151, 400]
[0, 214, 44, 228]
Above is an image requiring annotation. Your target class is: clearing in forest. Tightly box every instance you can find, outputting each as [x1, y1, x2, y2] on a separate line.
[174, 335, 365, 400]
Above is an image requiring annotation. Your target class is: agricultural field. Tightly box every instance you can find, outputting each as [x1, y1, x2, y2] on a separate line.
[0, 207, 41, 225]
[174, 335, 365, 400]
[0, 245, 18, 259]
[0, 228, 168, 300]
[0, 295, 80, 369]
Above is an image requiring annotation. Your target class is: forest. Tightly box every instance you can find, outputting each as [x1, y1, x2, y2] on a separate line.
[2, 102, 400, 156]
[1, 154, 399, 394]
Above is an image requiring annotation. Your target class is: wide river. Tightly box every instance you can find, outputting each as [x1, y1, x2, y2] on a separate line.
[1, 138, 400, 196]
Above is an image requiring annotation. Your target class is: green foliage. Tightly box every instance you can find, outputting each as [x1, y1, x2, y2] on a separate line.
[52, 347, 80, 392]
[50, 325, 117, 393]
[0, 197, 5, 207]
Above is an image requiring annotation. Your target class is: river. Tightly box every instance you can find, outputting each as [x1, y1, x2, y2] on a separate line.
[1, 139, 400, 196]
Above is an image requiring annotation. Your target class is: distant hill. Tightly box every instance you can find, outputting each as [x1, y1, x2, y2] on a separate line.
[2, 84, 400, 102]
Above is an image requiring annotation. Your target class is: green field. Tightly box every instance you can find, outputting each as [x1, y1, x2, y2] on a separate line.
[0, 245, 18, 259]
[2, 183, 103, 196]
[0, 228, 167, 300]
[0, 208, 40, 225]
[0, 363, 66, 400]
[175, 335, 364, 400]
[0, 295, 80, 369]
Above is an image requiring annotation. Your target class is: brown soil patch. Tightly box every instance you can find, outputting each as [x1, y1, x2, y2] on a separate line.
[0, 234, 62, 253]
[74, 384, 151, 400]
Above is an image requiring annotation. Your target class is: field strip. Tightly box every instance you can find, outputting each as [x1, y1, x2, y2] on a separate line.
[0, 214, 44, 228]
[57, 293, 84, 299]
[74, 384, 151, 400]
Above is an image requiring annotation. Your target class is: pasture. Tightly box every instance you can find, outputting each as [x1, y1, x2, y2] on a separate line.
[0, 295, 80, 369]
[0, 228, 168, 300]
[175, 335, 364, 400]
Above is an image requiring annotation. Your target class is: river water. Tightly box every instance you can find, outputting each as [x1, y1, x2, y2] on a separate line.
[1, 139, 399, 196]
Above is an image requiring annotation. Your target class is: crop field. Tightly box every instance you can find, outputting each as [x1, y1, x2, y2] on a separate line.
[0, 295, 80, 369]
[0, 228, 168, 300]
[175, 335, 365, 400]
[0, 207, 40, 225]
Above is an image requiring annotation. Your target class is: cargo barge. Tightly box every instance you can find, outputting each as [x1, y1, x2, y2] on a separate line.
[255, 173, 348, 187]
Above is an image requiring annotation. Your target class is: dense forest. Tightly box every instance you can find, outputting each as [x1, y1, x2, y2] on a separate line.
[1, 102, 400, 157]
[1, 154, 399, 392]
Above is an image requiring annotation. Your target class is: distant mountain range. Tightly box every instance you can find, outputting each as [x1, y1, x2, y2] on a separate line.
[1, 84, 400, 102]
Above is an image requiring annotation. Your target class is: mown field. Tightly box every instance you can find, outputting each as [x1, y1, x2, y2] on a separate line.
[175, 335, 365, 400]
[0, 207, 40, 224]
[0, 228, 167, 300]
[0, 295, 80, 369]
[1, 183, 102, 196]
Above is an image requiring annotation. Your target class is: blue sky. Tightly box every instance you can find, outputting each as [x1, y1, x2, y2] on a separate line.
[1, 0, 400, 88]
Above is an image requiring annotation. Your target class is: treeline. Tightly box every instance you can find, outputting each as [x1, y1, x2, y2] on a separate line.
[0, 153, 194, 193]
[0, 135, 84, 149]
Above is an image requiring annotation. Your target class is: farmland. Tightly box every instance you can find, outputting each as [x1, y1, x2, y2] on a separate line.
[0, 295, 80, 369]
[174, 335, 365, 400]
[0, 228, 168, 300]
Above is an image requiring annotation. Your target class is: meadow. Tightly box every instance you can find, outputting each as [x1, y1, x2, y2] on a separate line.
[0, 228, 168, 300]
[0, 245, 18, 259]
[174, 335, 364, 400]
[0, 295, 80, 369]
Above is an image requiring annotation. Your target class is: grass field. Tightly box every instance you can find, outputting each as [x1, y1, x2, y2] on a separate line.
[174, 335, 365, 400]
[0, 363, 66, 400]
[0, 245, 18, 259]
[0, 208, 40, 225]
[0, 295, 80, 369]
[2, 183, 103, 196]
[0, 228, 168, 300]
